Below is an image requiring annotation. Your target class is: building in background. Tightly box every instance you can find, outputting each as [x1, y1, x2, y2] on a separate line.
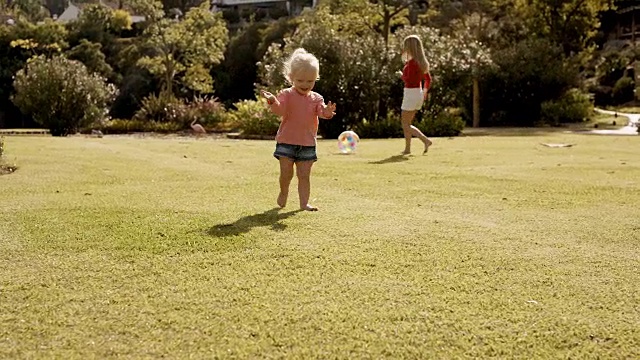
[211, 0, 315, 19]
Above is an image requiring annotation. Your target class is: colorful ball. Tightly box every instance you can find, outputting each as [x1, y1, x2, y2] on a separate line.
[338, 131, 360, 154]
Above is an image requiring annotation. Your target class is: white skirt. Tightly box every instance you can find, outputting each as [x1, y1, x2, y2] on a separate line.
[401, 88, 424, 111]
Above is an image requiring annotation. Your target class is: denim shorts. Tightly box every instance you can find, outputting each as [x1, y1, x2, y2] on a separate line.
[274, 143, 317, 162]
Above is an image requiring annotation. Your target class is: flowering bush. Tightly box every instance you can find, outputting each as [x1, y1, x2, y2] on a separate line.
[12, 56, 117, 136]
[228, 99, 280, 136]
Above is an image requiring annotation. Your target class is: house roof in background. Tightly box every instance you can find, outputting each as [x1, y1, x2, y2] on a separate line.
[55, 1, 146, 23]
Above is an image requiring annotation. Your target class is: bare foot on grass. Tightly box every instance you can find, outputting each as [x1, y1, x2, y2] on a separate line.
[277, 192, 288, 208]
[423, 140, 433, 155]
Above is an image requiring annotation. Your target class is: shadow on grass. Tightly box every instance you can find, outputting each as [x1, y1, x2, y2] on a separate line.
[207, 207, 302, 237]
[369, 154, 410, 164]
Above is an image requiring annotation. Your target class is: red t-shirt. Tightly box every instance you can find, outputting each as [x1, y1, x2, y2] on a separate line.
[401, 59, 431, 90]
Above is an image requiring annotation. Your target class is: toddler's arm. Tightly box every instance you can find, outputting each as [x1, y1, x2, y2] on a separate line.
[319, 101, 337, 119]
[261, 90, 287, 116]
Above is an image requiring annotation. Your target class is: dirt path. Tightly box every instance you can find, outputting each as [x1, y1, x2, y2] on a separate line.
[593, 108, 639, 135]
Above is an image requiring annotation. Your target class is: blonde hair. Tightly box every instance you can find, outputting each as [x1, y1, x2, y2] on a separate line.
[282, 48, 320, 84]
[402, 35, 430, 74]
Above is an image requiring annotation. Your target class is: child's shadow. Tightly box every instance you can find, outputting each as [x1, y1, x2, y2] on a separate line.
[207, 207, 302, 237]
[369, 155, 410, 164]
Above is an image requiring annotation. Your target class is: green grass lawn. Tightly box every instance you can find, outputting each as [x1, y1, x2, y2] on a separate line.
[1, 133, 639, 358]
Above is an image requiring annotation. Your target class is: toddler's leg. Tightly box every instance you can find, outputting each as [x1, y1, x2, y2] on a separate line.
[278, 157, 294, 208]
[295, 161, 317, 211]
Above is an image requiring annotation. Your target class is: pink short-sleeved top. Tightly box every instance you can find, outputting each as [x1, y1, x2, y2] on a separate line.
[268, 87, 333, 146]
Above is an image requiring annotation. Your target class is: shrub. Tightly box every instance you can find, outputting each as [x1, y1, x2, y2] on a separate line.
[416, 109, 465, 137]
[109, 67, 158, 119]
[354, 108, 464, 138]
[98, 119, 182, 134]
[354, 112, 403, 139]
[129, 94, 231, 132]
[229, 99, 280, 136]
[221, 9, 240, 24]
[12, 56, 117, 136]
[596, 50, 629, 87]
[540, 89, 592, 126]
[612, 76, 635, 104]
[133, 93, 185, 123]
[478, 38, 580, 126]
[189, 96, 228, 129]
[591, 85, 614, 107]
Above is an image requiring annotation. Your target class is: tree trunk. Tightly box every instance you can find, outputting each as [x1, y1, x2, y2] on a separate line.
[473, 77, 480, 128]
[383, 7, 390, 47]
[164, 58, 174, 96]
[166, 72, 173, 96]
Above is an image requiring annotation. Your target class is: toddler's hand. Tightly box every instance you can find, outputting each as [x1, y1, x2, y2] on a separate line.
[325, 101, 337, 116]
[260, 90, 276, 104]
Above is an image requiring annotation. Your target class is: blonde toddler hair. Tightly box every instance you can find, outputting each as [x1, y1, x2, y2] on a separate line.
[282, 48, 320, 84]
[402, 35, 430, 75]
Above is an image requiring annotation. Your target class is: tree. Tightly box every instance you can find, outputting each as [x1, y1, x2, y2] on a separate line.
[372, 0, 417, 45]
[0, 19, 67, 127]
[137, 1, 228, 96]
[125, 0, 164, 23]
[325, 0, 424, 45]
[259, 6, 404, 137]
[66, 39, 115, 80]
[212, 21, 269, 105]
[42, 0, 66, 17]
[67, 4, 116, 45]
[523, 0, 612, 55]
[441, 10, 495, 127]
[11, 0, 49, 22]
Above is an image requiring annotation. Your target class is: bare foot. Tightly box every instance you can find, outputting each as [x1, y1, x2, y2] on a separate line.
[401, 150, 411, 155]
[423, 140, 433, 155]
[301, 204, 318, 211]
[277, 192, 287, 208]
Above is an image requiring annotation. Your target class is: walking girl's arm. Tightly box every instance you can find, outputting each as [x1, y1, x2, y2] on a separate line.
[423, 72, 432, 100]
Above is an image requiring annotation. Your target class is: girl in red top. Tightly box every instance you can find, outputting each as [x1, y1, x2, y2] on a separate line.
[398, 35, 433, 155]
